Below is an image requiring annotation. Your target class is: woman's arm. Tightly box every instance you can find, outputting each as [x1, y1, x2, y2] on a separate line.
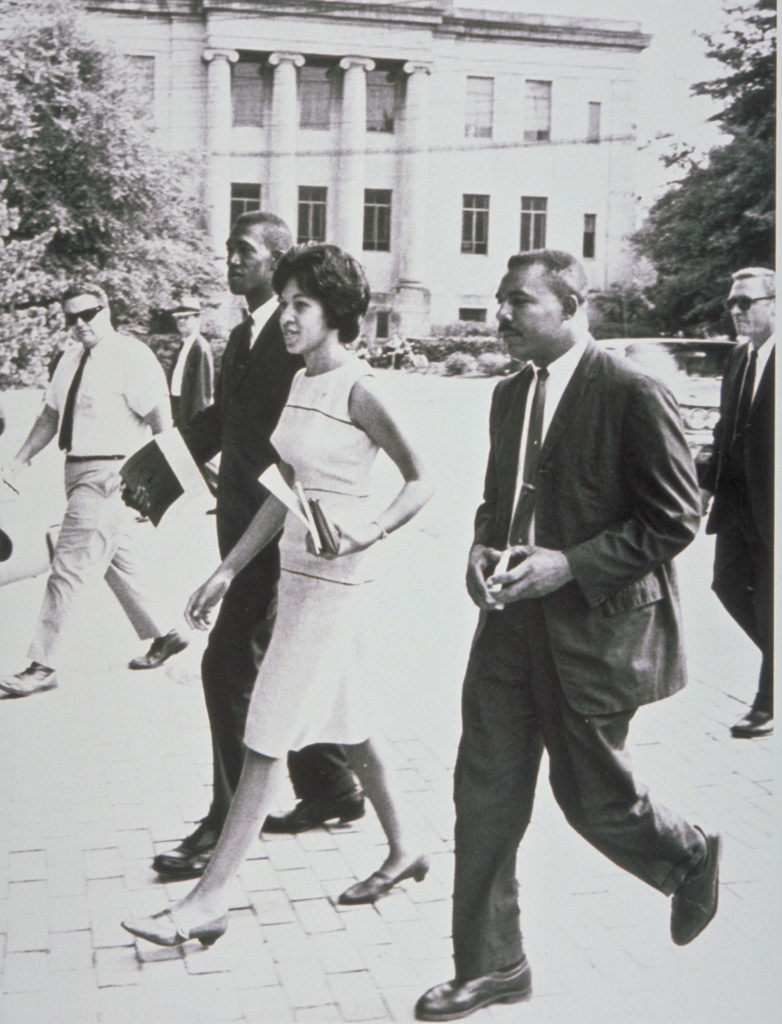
[329, 376, 433, 555]
[185, 492, 288, 629]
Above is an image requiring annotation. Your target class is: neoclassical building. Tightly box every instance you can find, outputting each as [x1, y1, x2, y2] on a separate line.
[83, 0, 650, 337]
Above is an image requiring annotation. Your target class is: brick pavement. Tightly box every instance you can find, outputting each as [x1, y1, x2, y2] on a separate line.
[0, 376, 778, 1023]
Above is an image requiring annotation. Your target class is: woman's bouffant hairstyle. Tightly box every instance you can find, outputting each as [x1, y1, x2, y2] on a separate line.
[272, 244, 370, 344]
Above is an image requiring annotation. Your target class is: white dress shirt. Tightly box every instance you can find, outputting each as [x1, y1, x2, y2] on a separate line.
[169, 333, 198, 397]
[45, 332, 170, 457]
[248, 295, 280, 349]
[509, 337, 588, 545]
[751, 332, 775, 401]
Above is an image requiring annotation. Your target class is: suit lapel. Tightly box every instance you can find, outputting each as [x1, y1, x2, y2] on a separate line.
[749, 345, 774, 419]
[538, 340, 596, 466]
[499, 366, 533, 510]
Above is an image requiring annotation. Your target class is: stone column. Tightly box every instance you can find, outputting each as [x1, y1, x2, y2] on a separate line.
[337, 56, 375, 257]
[268, 52, 305, 230]
[203, 47, 239, 252]
[396, 61, 432, 337]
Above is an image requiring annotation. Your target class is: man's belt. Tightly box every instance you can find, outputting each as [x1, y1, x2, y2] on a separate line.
[65, 455, 125, 462]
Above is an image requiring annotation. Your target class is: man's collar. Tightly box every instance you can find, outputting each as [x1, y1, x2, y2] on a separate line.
[247, 295, 279, 340]
[531, 336, 588, 378]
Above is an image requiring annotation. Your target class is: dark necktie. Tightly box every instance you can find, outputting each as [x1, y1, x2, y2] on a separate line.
[733, 345, 757, 442]
[234, 314, 254, 376]
[57, 347, 90, 452]
[508, 366, 549, 545]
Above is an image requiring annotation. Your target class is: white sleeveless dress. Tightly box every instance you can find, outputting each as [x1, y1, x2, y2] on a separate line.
[243, 356, 382, 757]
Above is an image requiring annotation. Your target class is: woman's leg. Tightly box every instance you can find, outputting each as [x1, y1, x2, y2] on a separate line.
[344, 737, 420, 875]
[174, 749, 283, 926]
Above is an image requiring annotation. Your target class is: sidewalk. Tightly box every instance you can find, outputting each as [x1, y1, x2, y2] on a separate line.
[0, 375, 778, 1023]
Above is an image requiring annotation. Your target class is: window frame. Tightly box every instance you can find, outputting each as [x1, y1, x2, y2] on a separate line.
[299, 65, 332, 131]
[232, 60, 265, 128]
[524, 79, 552, 142]
[461, 194, 490, 256]
[520, 196, 548, 252]
[583, 213, 597, 259]
[297, 186, 328, 243]
[363, 188, 392, 252]
[465, 76, 494, 139]
[230, 182, 262, 227]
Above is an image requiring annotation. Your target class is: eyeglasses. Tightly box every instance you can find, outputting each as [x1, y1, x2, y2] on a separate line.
[726, 294, 775, 313]
[64, 306, 103, 327]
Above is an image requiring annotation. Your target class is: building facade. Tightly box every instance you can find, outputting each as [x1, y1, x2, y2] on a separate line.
[83, 0, 650, 338]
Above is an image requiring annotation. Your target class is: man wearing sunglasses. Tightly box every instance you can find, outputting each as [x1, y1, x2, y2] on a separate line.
[698, 266, 775, 738]
[0, 282, 188, 698]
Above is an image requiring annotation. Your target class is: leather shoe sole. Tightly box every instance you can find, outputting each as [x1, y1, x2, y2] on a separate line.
[262, 792, 365, 834]
[129, 631, 189, 670]
[671, 830, 721, 945]
[152, 849, 214, 880]
[416, 960, 532, 1021]
[731, 710, 773, 738]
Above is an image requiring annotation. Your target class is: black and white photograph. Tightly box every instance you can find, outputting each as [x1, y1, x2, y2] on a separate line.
[0, 1, 776, 1021]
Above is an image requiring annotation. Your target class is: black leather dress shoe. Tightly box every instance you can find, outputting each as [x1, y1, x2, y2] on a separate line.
[731, 709, 773, 738]
[262, 791, 365, 834]
[415, 958, 532, 1021]
[670, 829, 721, 945]
[129, 630, 189, 670]
[152, 820, 219, 879]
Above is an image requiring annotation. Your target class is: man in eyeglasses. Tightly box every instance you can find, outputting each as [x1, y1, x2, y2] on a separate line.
[0, 282, 188, 698]
[698, 266, 775, 738]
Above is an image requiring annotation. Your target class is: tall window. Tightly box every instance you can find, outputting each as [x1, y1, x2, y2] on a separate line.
[363, 189, 392, 251]
[583, 213, 597, 259]
[299, 66, 331, 130]
[524, 80, 551, 141]
[375, 311, 390, 340]
[587, 101, 601, 142]
[230, 183, 261, 226]
[298, 186, 327, 243]
[520, 196, 547, 251]
[461, 194, 490, 255]
[367, 70, 396, 133]
[465, 76, 494, 139]
[232, 61, 265, 127]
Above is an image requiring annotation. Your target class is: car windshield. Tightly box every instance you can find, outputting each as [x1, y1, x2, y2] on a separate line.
[624, 342, 733, 380]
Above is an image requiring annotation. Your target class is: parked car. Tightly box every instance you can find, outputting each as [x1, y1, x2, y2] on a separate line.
[600, 337, 735, 461]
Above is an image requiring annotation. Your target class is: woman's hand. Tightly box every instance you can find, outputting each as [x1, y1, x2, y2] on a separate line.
[185, 569, 233, 630]
[305, 517, 381, 558]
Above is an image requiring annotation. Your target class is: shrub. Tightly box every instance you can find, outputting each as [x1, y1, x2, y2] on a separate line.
[443, 352, 478, 376]
[475, 351, 513, 377]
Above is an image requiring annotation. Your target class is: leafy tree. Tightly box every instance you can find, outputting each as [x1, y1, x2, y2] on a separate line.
[0, 0, 221, 386]
[634, 0, 775, 336]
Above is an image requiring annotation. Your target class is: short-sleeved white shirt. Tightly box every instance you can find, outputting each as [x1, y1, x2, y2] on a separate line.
[45, 331, 170, 457]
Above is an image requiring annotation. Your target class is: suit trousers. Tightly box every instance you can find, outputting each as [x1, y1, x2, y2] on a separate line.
[29, 461, 167, 668]
[452, 600, 704, 981]
[200, 556, 356, 828]
[712, 517, 773, 713]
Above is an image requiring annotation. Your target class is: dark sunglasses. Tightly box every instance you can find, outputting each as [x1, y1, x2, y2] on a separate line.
[725, 294, 774, 313]
[64, 306, 103, 327]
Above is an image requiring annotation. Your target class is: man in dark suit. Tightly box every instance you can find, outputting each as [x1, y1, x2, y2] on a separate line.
[144, 212, 362, 879]
[416, 251, 720, 1022]
[698, 267, 774, 739]
[167, 295, 214, 430]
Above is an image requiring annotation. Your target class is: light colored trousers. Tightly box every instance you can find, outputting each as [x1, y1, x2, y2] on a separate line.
[28, 460, 167, 668]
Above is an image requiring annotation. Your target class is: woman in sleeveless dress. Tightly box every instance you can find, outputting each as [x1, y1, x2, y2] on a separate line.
[123, 244, 433, 948]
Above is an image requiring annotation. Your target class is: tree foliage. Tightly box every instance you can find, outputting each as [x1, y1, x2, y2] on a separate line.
[0, 0, 221, 386]
[634, 0, 775, 336]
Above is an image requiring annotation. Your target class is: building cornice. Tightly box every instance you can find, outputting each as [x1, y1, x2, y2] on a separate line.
[83, 2, 650, 51]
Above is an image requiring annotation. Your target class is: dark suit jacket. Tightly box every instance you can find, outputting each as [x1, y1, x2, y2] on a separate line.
[182, 310, 303, 560]
[473, 339, 701, 716]
[170, 335, 214, 430]
[698, 341, 773, 549]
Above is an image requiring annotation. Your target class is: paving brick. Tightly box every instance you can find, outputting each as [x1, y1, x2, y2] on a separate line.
[327, 970, 388, 1022]
[250, 889, 297, 927]
[48, 894, 91, 933]
[6, 910, 48, 953]
[8, 849, 46, 883]
[94, 945, 141, 988]
[293, 897, 345, 935]
[277, 959, 333, 1008]
[2, 950, 49, 992]
[279, 867, 327, 901]
[237, 984, 295, 1023]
